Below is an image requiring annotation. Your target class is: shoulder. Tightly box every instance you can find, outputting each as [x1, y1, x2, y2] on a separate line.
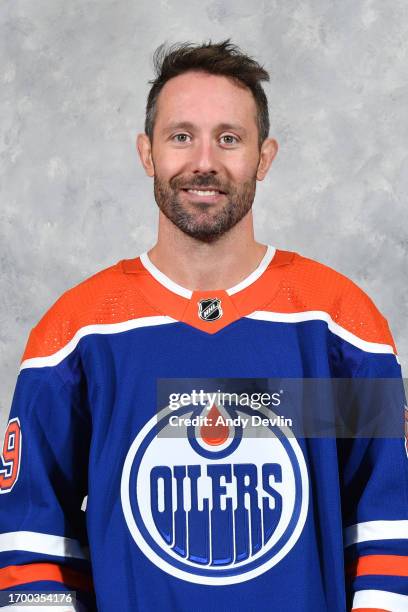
[274, 250, 396, 351]
[290, 251, 380, 308]
[21, 258, 156, 363]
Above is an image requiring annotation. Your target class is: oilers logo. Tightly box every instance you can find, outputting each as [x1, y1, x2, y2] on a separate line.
[121, 397, 309, 585]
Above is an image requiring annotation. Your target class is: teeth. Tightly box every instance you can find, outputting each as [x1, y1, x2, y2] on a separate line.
[187, 189, 220, 196]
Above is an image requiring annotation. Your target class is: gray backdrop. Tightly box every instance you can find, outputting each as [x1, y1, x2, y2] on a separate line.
[1, 0, 407, 434]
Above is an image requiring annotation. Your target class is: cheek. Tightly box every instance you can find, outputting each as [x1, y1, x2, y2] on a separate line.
[153, 151, 181, 180]
[230, 158, 259, 183]
[224, 145, 260, 179]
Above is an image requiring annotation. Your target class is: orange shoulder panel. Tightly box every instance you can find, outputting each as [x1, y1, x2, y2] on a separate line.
[21, 252, 397, 361]
[260, 253, 397, 351]
[21, 261, 159, 361]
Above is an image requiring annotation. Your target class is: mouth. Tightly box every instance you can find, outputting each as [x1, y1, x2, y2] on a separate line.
[180, 188, 227, 201]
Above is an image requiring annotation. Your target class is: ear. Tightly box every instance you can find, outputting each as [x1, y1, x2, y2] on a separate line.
[136, 133, 155, 177]
[256, 138, 278, 181]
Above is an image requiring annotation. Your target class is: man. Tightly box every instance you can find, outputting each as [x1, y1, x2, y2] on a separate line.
[0, 39, 407, 611]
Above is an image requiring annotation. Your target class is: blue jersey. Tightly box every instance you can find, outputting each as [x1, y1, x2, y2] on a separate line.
[1, 245, 407, 611]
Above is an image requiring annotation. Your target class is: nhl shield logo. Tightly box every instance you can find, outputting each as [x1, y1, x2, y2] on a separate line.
[121, 397, 309, 585]
[198, 297, 223, 321]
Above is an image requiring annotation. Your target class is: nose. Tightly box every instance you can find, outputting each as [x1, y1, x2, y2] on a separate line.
[190, 137, 220, 175]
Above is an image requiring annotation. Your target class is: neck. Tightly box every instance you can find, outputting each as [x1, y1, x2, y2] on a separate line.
[146, 211, 267, 291]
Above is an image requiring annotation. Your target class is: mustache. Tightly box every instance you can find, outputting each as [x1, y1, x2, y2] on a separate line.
[173, 177, 228, 192]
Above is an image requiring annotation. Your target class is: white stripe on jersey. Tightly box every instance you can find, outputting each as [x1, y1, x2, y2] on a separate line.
[20, 310, 400, 372]
[0, 531, 89, 560]
[344, 520, 408, 547]
[353, 589, 408, 611]
[20, 315, 178, 371]
[246, 310, 399, 361]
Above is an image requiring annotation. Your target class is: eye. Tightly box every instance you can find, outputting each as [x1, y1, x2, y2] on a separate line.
[220, 134, 239, 145]
[172, 133, 191, 143]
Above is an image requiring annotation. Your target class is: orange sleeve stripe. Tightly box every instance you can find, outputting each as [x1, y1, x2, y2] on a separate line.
[0, 563, 93, 591]
[347, 554, 408, 577]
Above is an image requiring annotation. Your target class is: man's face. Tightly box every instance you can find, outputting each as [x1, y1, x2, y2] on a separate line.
[143, 71, 271, 243]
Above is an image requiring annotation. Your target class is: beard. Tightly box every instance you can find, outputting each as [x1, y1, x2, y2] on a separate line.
[153, 171, 257, 243]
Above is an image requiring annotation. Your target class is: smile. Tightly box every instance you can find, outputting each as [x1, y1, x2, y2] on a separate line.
[181, 188, 226, 200]
[187, 189, 220, 196]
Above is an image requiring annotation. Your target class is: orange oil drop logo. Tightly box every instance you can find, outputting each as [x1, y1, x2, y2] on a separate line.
[200, 404, 230, 446]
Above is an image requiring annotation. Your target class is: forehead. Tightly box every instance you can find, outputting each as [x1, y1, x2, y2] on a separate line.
[155, 71, 257, 131]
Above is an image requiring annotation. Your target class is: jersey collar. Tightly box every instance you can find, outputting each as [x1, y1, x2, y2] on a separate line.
[122, 246, 295, 334]
[139, 245, 276, 299]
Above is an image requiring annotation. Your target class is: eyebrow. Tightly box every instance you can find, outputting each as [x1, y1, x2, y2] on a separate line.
[162, 121, 247, 136]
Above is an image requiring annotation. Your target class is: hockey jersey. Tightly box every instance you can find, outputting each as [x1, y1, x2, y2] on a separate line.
[0, 245, 407, 611]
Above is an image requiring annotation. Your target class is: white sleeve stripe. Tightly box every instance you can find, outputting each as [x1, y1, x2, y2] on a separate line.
[21, 309, 401, 373]
[0, 531, 89, 560]
[352, 589, 408, 611]
[246, 310, 398, 358]
[344, 520, 408, 547]
[20, 315, 178, 371]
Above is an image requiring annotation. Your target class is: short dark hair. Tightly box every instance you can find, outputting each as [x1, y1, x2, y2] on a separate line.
[144, 39, 270, 149]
